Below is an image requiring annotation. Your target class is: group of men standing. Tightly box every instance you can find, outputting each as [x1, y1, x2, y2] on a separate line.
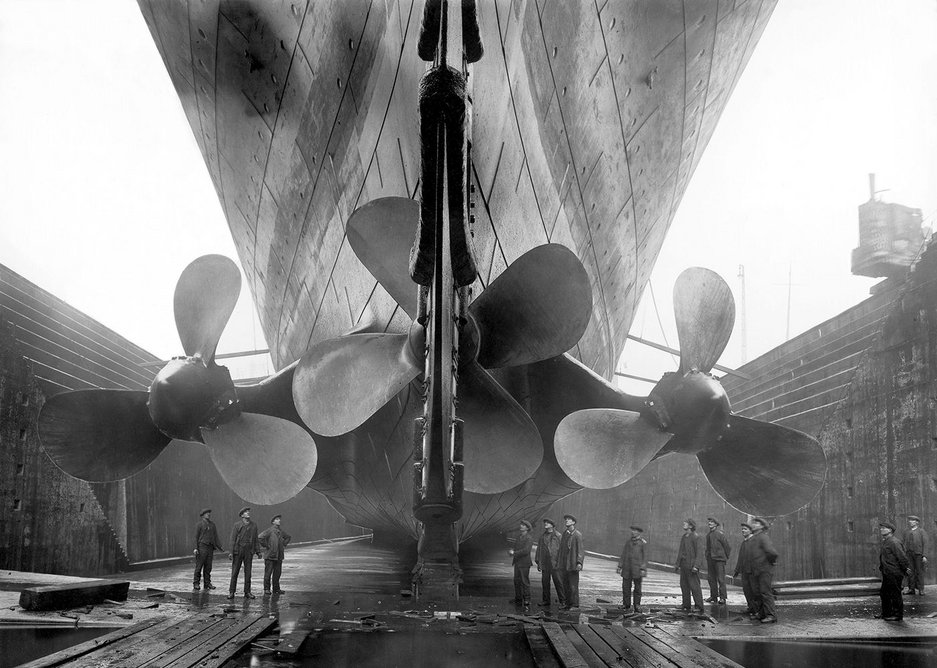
[510, 515, 583, 611]
[878, 515, 929, 622]
[192, 507, 292, 599]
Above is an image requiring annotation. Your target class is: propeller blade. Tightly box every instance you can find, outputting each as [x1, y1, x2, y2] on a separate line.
[554, 409, 671, 489]
[38, 390, 170, 482]
[346, 197, 420, 319]
[292, 333, 421, 436]
[459, 362, 543, 494]
[470, 244, 592, 368]
[673, 267, 735, 373]
[174, 255, 242, 361]
[697, 415, 826, 516]
[202, 413, 318, 505]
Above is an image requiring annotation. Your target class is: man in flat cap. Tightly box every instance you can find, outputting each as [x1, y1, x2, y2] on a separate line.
[733, 522, 756, 617]
[903, 515, 927, 596]
[879, 520, 911, 621]
[509, 520, 534, 610]
[193, 508, 223, 591]
[557, 514, 584, 610]
[259, 514, 292, 595]
[705, 517, 731, 605]
[749, 517, 779, 623]
[675, 519, 704, 614]
[617, 525, 647, 613]
[536, 518, 565, 608]
[228, 507, 260, 600]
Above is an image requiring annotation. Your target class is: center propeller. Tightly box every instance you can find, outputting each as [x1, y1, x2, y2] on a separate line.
[554, 267, 826, 517]
[292, 197, 593, 494]
[38, 255, 318, 505]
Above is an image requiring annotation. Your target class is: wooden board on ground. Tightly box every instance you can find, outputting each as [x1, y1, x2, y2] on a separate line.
[640, 626, 744, 668]
[559, 625, 606, 668]
[540, 622, 589, 668]
[19, 579, 131, 611]
[276, 609, 323, 655]
[17, 617, 169, 668]
[524, 625, 562, 668]
[591, 625, 662, 668]
[570, 624, 626, 667]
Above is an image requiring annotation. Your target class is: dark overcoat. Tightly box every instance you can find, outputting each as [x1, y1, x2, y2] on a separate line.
[617, 536, 648, 579]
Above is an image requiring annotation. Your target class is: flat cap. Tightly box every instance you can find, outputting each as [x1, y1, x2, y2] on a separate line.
[271, 514, 282, 523]
[238, 507, 251, 517]
[907, 515, 921, 522]
[630, 525, 644, 533]
[564, 514, 577, 523]
[685, 518, 696, 530]
[542, 518, 555, 527]
[520, 520, 532, 530]
[707, 517, 720, 526]
[199, 508, 211, 517]
[740, 522, 753, 531]
[880, 521, 896, 532]
[750, 517, 769, 528]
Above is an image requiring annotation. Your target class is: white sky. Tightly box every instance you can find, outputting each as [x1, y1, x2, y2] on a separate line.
[2, 1, 936, 390]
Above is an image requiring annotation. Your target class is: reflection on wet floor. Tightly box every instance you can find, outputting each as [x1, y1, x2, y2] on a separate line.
[0, 626, 112, 665]
[699, 637, 937, 668]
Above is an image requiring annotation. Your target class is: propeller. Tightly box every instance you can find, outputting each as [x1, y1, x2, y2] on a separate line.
[552, 267, 827, 516]
[292, 196, 592, 492]
[38, 255, 318, 505]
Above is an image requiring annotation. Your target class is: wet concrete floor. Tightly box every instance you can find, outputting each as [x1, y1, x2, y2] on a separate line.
[2, 538, 936, 666]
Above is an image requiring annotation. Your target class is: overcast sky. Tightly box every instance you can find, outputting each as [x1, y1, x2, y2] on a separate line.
[2, 1, 936, 389]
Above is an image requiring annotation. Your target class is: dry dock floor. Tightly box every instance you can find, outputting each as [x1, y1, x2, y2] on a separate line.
[2, 538, 935, 666]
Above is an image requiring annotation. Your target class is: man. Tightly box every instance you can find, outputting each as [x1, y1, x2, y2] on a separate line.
[228, 507, 260, 600]
[535, 518, 564, 608]
[903, 515, 928, 596]
[675, 518, 704, 614]
[258, 514, 292, 595]
[193, 508, 223, 591]
[732, 522, 756, 617]
[879, 520, 911, 621]
[749, 517, 779, 623]
[556, 514, 584, 610]
[705, 517, 731, 605]
[509, 520, 534, 610]
[616, 525, 647, 613]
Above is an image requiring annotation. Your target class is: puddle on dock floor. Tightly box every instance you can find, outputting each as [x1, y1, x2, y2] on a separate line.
[0, 626, 112, 665]
[700, 637, 937, 668]
[229, 627, 535, 667]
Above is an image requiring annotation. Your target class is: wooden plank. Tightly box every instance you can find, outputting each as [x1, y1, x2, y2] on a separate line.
[143, 616, 241, 667]
[627, 627, 701, 668]
[594, 625, 670, 668]
[541, 622, 590, 668]
[89, 614, 225, 667]
[277, 610, 323, 655]
[16, 617, 168, 668]
[18, 579, 130, 611]
[525, 625, 563, 668]
[191, 615, 277, 667]
[560, 626, 606, 668]
[640, 627, 744, 668]
[573, 624, 632, 667]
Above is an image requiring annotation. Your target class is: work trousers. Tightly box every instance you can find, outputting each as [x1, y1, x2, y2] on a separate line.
[679, 568, 704, 610]
[541, 567, 565, 606]
[881, 572, 904, 619]
[908, 554, 925, 592]
[752, 570, 776, 619]
[561, 570, 580, 607]
[263, 559, 283, 592]
[740, 573, 756, 612]
[229, 547, 254, 594]
[513, 565, 530, 604]
[193, 545, 214, 587]
[622, 577, 642, 608]
[707, 559, 727, 600]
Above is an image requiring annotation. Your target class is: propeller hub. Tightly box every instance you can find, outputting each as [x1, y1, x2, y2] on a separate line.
[148, 357, 240, 441]
[647, 370, 730, 453]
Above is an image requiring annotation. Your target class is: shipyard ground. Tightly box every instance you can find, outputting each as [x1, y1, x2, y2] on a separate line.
[2, 538, 936, 666]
